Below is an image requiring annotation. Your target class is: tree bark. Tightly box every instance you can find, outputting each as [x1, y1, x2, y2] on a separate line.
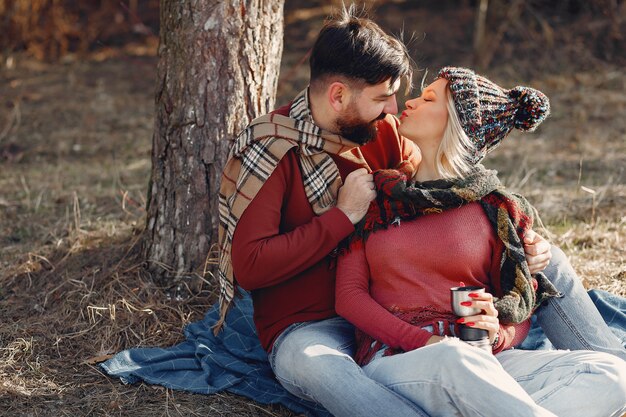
[144, 0, 284, 288]
[472, 0, 489, 67]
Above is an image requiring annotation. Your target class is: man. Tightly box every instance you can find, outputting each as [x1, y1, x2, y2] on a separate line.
[217, 6, 625, 417]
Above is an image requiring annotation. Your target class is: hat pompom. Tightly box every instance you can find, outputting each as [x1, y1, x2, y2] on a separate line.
[508, 86, 550, 132]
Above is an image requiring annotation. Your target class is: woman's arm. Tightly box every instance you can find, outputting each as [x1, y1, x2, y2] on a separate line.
[336, 245, 433, 352]
[494, 321, 532, 353]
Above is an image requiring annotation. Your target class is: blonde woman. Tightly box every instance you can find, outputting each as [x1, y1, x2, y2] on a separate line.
[336, 67, 626, 417]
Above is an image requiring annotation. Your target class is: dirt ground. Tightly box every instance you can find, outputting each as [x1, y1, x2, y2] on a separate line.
[1, 2, 625, 416]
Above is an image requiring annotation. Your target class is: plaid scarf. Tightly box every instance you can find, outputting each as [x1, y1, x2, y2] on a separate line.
[347, 165, 558, 324]
[214, 89, 366, 333]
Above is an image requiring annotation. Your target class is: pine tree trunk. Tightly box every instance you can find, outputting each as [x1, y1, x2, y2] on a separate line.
[144, 0, 284, 289]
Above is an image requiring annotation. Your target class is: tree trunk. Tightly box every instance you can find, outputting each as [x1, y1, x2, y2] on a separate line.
[472, 0, 489, 67]
[144, 0, 284, 289]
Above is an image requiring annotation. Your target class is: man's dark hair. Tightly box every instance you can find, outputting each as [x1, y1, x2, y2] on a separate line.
[309, 5, 413, 91]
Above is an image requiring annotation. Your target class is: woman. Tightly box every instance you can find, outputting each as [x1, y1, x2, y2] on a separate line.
[335, 67, 626, 417]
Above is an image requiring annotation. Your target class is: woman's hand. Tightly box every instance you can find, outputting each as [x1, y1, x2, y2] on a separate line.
[456, 291, 500, 345]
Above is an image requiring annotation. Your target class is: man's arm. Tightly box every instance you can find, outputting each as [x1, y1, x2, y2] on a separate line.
[232, 152, 374, 290]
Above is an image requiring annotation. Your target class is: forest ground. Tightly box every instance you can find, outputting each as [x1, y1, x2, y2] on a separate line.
[1, 2, 624, 416]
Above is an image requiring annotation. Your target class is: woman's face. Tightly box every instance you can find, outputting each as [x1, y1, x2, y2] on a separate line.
[398, 78, 449, 147]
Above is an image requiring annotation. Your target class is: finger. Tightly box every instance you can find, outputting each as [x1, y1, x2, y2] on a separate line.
[523, 229, 537, 244]
[468, 291, 493, 301]
[526, 257, 551, 274]
[458, 315, 499, 329]
[527, 251, 551, 266]
[355, 174, 373, 186]
[529, 263, 549, 274]
[466, 319, 500, 344]
[466, 293, 497, 315]
[346, 168, 367, 180]
[524, 243, 539, 256]
[468, 300, 498, 317]
[528, 259, 551, 274]
[524, 239, 550, 257]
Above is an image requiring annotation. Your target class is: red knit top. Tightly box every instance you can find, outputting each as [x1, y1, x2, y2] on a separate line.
[231, 104, 420, 352]
[335, 202, 531, 358]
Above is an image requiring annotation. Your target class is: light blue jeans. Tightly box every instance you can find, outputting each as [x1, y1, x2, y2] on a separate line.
[268, 317, 429, 417]
[533, 247, 626, 361]
[269, 247, 626, 416]
[362, 338, 626, 417]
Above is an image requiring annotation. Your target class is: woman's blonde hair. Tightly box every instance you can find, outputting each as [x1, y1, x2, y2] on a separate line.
[434, 89, 476, 179]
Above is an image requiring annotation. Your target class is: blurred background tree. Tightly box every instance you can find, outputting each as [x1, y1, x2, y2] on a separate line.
[0, 0, 158, 61]
[1, 0, 624, 291]
[1, 1, 623, 70]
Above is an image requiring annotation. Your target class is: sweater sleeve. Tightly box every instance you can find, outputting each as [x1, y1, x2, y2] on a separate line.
[336, 245, 433, 351]
[493, 320, 532, 354]
[232, 151, 355, 290]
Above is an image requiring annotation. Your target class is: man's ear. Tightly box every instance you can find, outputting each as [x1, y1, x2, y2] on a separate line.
[328, 81, 351, 112]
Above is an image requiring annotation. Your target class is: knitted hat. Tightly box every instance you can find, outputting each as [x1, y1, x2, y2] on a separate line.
[437, 67, 550, 164]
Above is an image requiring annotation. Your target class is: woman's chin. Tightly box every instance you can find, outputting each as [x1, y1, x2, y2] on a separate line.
[398, 126, 418, 145]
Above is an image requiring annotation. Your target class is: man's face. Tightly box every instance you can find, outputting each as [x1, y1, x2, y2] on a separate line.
[336, 78, 400, 145]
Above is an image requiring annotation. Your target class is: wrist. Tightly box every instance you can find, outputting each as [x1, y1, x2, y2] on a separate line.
[491, 331, 500, 349]
[337, 206, 358, 224]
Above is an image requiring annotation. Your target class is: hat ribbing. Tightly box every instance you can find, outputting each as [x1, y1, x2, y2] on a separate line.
[437, 67, 550, 164]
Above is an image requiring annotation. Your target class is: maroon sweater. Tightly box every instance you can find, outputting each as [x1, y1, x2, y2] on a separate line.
[335, 203, 531, 358]
[231, 104, 419, 351]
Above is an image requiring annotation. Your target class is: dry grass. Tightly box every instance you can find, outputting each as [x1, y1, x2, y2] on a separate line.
[0, 55, 299, 416]
[1, 2, 624, 416]
[0, 232, 298, 416]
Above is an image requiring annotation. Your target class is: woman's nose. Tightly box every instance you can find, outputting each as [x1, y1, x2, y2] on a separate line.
[405, 98, 418, 109]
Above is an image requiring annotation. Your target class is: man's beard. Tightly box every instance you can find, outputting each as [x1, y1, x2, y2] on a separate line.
[336, 110, 386, 145]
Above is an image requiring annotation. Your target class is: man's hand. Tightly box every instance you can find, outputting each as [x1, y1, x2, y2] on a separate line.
[336, 168, 376, 224]
[524, 229, 552, 274]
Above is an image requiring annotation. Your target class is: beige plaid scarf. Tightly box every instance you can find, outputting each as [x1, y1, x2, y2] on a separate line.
[214, 89, 365, 333]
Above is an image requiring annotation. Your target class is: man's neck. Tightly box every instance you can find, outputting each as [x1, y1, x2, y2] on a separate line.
[308, 89, 338, 133]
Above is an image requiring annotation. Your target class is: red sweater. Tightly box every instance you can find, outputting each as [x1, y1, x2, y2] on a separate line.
[335, 203, 531, 356]
[231, 104, 420, 351]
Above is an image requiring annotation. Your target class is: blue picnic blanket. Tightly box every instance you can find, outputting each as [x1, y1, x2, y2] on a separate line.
[101, 289, 625, 417]
[100, 290, 330, 417]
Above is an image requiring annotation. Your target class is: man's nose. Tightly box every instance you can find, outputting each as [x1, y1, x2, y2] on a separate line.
[384, 96, 398, 115]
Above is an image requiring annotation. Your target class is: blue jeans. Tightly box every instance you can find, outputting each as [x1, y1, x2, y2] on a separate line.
[531, 247, 626, 361]
[268, 316, 429, 417]
[363, 338, 626, 417]
[269, 247, 625, 416]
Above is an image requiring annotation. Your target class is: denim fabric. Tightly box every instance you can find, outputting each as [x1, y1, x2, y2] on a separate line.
[100, 247, 626, 417]
[520, 247, 626, 361]
[269, 316, 429, 417]
[589, 289, 626, 344]
[362, 338, 626, 417]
